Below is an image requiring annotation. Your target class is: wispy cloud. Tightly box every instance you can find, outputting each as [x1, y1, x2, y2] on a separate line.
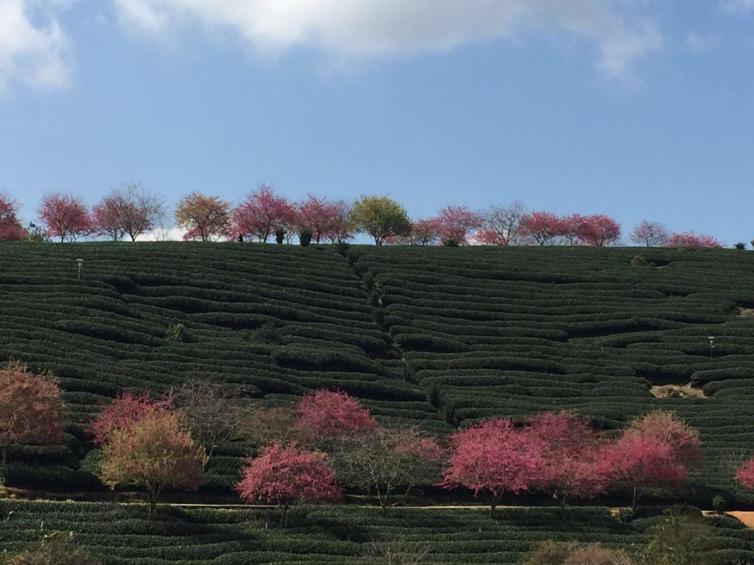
[725, 0, 754, 12]
[111, 0, 662, 79]
[0, 0, 71, 91]
[686, 31, 720, 52]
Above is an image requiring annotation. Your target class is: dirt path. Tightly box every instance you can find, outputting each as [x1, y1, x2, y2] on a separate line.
[726, 511, 754, 528]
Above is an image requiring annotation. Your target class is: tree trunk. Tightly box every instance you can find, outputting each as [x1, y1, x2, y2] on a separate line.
[490, 492, 502, 518]
[279, 505, 290, 528]
[1, 446, 7, 485]
[147, 486, 161, 518]
[631, 484, 639, 512]
[559, 496, 567, 522]
[400, 485, 413, 507]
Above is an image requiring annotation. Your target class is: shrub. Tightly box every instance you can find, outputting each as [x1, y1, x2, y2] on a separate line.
[643, 505, 715, 565]
[712, 495, 726, 513]
[166, 322, 186, 342]
[299, 229, 312, 247]
[631, 254, 653, 267]
[275, 227, 286, 244]
[3, 531, 101, 565]
[523, 541, 635, 565]
[735, 242, 747, 250]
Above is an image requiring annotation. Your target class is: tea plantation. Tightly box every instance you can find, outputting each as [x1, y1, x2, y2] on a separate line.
[1, 500, 754, 564]
[2, 241, 754, 503]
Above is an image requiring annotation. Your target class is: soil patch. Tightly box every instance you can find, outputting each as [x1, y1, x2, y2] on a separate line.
[727, 511, 754, 528]
[650, 384, 706, 399]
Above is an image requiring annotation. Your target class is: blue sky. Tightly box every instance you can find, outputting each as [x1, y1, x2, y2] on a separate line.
[1, 0, 754, 243]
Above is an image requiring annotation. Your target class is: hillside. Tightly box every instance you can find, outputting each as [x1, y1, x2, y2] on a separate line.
[2, 242, 754, 501]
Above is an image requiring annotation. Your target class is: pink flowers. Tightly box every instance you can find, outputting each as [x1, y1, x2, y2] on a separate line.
[294, 389, 376, 443]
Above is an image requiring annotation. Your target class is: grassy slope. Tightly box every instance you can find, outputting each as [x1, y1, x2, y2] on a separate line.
[1, 243, 754, 501]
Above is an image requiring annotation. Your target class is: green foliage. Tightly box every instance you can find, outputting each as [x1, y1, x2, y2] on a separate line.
[299, 229, 312, 247]
[642, 506, 716, 565]
[165, 322, 186, 342]
[275, 227, 286, 245]
[351, 196, 410, 245]
[735, 242, 747, 250]
[3, 242, 754, 502]
[0, 503, 753, 564]
[712, 495, 726, 513]
[631, 254, 653, 267]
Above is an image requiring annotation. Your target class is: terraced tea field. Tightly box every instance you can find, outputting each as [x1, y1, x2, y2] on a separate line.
[2, 242, 754, 503]
[353, 245, 754, 501]
[1, 501, 753, 564]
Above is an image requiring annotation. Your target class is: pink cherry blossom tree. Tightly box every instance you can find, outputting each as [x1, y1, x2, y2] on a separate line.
[630, 220, 668, 247]
[0, 195, 25, 241]
[519, 211, 568, 246]
[442, 418, 543, 516]
[236, 443, 340, 526]
[294, 389, 376, 445]
[233, 185, 296, 243]
[664, 232, 721, 248]
[527, 411, 608, 518]
[575, 214, 621, 246]
[39, 193, 92, 242]
[433, 206, 485, 245]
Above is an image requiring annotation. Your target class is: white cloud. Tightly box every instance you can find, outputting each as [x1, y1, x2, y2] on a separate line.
[0, 0, 71, 91]
[136, 225, 186, 241]
[111, 0, 662, 78]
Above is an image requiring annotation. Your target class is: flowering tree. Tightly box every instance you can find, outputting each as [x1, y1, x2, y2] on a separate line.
[735, 458, 754, 491]
[93, 184, 163, 242]
[410, 218, 441, 245]
[600, 434, 688, 510]
[0, 195, 25, 241]
[175, 193, 231, 241]
[92, 192, 127, 241]
[99, 410, 206, 515]
[527, 411, 608, 517]
[38, 193, 92, 242]
[442, 418, 543, 516]
[560, 214, 584, 245]
[233, 185, 297, 243]
[630, 220, 668, 247]
[0, 362, 64, 483]
[351, 195, 411, 245]
[664, 232, 721, 248]
[333, 427, 445, 514]
[624, 411, 701, 466]
[574, 214, 621, 246]
[433, 206, 485, 245]
[477, 201, 526, 246]
[236, 443, 340, 525]
[519, 212, 567, 246]
[294, 389, 376, 445]
[296, 195, 353, 244]
[88, 392, 171, 447]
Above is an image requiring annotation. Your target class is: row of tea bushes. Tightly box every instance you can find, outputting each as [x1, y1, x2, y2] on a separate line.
[2, 501, 754, 564]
